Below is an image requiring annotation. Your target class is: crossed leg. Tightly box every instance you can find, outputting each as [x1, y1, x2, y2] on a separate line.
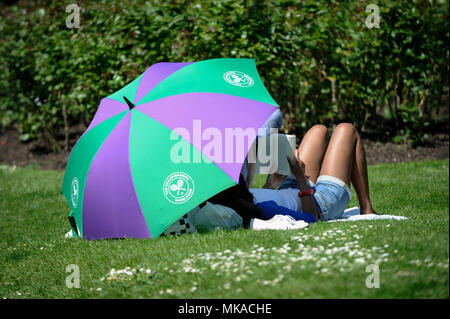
[298, 123, 376, 215]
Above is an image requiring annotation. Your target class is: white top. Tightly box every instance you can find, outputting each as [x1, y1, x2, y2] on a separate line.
[249, 188, 302, 212]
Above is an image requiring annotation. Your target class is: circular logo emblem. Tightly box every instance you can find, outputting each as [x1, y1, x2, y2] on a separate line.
[223, 71, 255, 87]
[71, 177, 79, 208]
[163, 172, 195, 204]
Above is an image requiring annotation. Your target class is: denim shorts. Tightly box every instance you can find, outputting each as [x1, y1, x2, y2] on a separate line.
[278, 175, 351, 221]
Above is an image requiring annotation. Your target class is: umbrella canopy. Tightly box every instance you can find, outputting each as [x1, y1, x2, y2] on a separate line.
[62, 58, 279, 240]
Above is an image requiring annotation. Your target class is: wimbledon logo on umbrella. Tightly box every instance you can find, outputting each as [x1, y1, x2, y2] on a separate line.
[71, 177, 79, 208]
[163, 172, 195, 204]
[223, 71, 254, 87]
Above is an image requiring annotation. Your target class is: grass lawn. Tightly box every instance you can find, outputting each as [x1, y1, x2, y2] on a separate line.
[0, 160, 448, 299]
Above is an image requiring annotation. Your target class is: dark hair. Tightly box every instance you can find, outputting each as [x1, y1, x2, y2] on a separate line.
[202, 174, 263, 227]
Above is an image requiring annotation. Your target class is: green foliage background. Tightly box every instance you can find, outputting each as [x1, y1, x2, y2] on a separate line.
[0, 0, 448, 151]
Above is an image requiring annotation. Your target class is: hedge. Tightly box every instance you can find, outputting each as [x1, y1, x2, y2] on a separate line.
[0, 0, 448, 151]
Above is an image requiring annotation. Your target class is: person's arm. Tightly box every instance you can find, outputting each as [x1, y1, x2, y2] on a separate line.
[286, 151, 319, 220]
[262, 173, 287, 189]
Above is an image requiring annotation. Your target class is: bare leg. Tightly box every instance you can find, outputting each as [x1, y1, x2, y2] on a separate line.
[297, 124, 328, 183]
[319, 123, 376, 214]
[351, 130, 376, 214]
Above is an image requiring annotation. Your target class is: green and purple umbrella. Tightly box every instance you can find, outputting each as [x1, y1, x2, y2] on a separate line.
[62, 58, 279, 240]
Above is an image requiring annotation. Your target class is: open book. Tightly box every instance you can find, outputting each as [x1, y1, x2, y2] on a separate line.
[249, 133, 297, 175]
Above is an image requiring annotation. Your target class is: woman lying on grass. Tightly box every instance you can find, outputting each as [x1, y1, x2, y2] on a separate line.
[206, 123, 377, 229]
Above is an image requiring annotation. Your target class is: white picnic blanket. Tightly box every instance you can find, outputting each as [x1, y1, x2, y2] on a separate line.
[328, 207, 408, 222]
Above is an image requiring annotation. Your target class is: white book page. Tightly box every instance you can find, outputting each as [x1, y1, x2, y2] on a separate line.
[254, 134, 297, 175]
